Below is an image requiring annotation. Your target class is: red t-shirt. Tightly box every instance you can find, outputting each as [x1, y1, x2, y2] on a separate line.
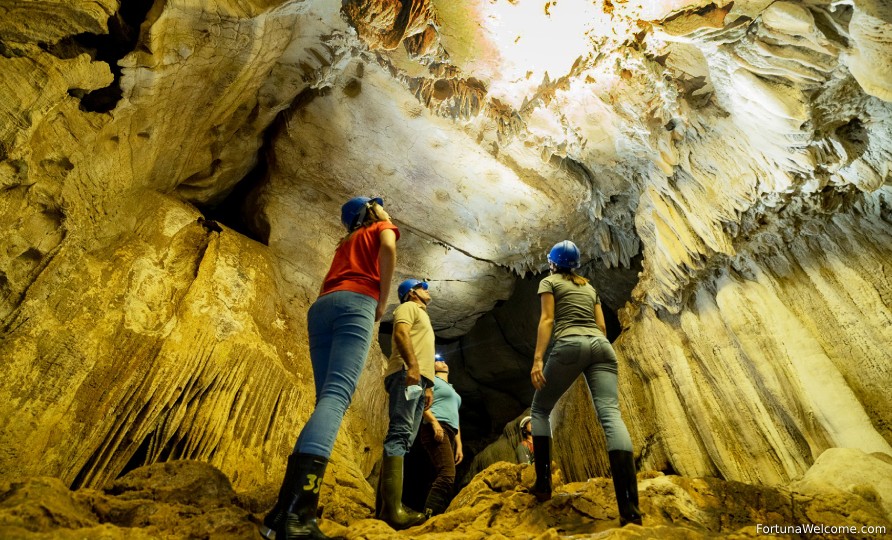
[320, 221, 400, 301]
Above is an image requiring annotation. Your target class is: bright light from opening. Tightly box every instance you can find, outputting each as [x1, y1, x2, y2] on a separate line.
[479, 0, 641, 108]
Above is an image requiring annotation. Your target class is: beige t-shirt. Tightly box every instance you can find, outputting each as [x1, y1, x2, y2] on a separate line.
[538, 273, 604, 340]
[386, 301, 436, 383]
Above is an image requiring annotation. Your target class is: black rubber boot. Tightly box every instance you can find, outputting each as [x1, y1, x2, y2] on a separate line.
[608, 450, 643, 526]
[531, 436, 552, 502]
[260, 453, 301, 539]
[274, 453, 344, 540]
[422, 488, 449, 517]
[379, 455, 426, 529]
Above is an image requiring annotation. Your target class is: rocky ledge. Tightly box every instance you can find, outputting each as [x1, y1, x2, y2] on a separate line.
[1, 448, 889, 539]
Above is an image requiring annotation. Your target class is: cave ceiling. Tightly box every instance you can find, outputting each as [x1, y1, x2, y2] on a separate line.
[2, 0, 891, 339]
[249, 0, 892, 336]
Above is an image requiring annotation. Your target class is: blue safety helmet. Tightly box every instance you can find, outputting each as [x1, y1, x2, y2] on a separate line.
[341, 196, 384, 231]
[547, 240, 581, 269]
[398, 278, 429, 303]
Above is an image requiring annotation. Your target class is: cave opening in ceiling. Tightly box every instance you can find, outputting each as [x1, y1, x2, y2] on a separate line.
[41, 0, 154, 113]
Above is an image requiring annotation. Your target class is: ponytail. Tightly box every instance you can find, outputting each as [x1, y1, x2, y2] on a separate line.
[338, 203, 387, 246]
[556, 268, 588, 286]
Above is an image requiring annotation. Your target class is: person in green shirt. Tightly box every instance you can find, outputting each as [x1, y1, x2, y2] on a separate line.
[528, 240, 642, 527]
[419, 357, 464, 516]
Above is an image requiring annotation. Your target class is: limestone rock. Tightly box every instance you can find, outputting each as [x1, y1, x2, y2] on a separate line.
[791, 448, 892, 519]
[1, 1, 891, 532]
[246, 55, 592, 336]
[342, 0, 438, 52]
[0, 192, 388, 494]
[0, 462, 254, 539]
[618, 190, 892, 485]
[0, 431, 890, 538]
[0, 0, 117, 44]
[846, 0, 892, 101]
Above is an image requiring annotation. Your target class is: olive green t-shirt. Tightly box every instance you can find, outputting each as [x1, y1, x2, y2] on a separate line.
[537, 274, 604, 340]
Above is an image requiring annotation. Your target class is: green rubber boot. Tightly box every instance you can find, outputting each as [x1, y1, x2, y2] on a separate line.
[379, 455, 426, 530]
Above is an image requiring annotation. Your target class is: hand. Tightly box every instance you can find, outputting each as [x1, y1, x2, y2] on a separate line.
[531, 359, 546, 390]
[406, 365, 421, 386]
[433, 422, 444, 442]
[454, 445, 463, 465]
[375, 300, 387, 322]
[424, 387, 433, 410]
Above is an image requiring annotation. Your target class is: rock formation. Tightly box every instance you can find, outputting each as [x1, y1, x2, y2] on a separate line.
[2, 450, 890, 538]
[1, 0, 890, 537]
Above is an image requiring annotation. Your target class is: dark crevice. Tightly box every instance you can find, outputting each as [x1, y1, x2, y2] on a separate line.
[39, 0, 154, 113]
[158, 432, 189, 463]
[835, 117, 868, 162]
[263, 392, 284, 444]
[197, 87, 327, 245]
[600, 303, 622, 342]
[197, 160, 268, 244]
[117, 432, 153, 479]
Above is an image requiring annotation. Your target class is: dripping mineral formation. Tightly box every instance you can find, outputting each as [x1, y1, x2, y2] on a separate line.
[1, 0, 890, 537]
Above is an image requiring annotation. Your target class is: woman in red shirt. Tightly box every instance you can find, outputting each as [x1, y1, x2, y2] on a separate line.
[263, 197, 398, 540]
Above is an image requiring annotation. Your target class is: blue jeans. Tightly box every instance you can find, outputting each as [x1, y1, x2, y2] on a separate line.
[531, 335, 633, 452]
[383, 370, 429, 457]
[294, 291, 377, 457]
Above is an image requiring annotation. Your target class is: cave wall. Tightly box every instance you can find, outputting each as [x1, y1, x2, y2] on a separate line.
[0, 0, 390, 491]
[0, 188, 390, 491]
[620, 190, 892, 485]
[1, 0, 891, 501]
[459, 188, 892, 487]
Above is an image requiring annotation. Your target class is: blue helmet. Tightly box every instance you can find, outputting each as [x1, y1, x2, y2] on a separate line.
[398, 278, 428, 303]
[341, 196, 384, 231]
[547, 240, 580, 269]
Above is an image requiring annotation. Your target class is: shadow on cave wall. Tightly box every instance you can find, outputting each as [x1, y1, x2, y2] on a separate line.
[196, 88, 328, 244]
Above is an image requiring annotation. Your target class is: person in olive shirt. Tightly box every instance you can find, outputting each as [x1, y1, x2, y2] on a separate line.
[528, 240, 642, 527]
[419, 358, 463, 516]
[378, 278, 435, 529]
